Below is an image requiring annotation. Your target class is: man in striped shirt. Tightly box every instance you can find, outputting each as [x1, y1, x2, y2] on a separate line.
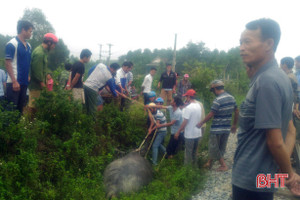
[197, 80, 238, 171]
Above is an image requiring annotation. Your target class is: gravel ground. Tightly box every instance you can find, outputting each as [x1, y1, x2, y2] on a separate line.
[192, 133, 292, 200]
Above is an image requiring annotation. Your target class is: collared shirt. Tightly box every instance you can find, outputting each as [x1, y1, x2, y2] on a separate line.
[232, 59, 293, 192]
[210, 92, 237, 134]
[177, 79, 192, 97]
[167, 106, 183, 135]
[29, 45, 48, 90]
[5, 37, 31, 85]
[115, 68, 128, 91]
[84, 63, 117, 97]
[141, 74, 153, 93]
[159, 71, 176, 89]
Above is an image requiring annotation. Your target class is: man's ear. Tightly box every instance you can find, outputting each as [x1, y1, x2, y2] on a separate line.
[265, 38, 274, 52]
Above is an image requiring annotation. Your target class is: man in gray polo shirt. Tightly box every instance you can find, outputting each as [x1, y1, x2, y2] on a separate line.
[232, 18, 300, 199]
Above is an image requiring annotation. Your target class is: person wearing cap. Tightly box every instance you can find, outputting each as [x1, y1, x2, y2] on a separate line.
[177, 73, 192, 98]
[141, 67, 157, 105]
[147, 102, 167, 165]
[28, 33, 58, 114]
[232, 18, 300, 199]
[149, 96, 184, 158]
[175, 89, 202, 165]
[147, 91, 156, 104]
[67, 49, 92, 104]
[157, 63, 177, 105]
[197, 80, 238, 171]
[5, 20, 34, 113]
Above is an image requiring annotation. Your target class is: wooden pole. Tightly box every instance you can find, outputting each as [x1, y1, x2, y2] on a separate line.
[172, 34, 177, 72]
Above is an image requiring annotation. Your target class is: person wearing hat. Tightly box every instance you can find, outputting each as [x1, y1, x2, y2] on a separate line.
[147, 102, 167, 165]
[177, 73, 192, 99]
[175, 89, 202, 165]
[196, 80, 238, 171]
[28, 33, 58, 115]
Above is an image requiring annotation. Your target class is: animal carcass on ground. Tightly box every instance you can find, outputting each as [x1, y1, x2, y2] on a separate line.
[103, 152, 153, 198]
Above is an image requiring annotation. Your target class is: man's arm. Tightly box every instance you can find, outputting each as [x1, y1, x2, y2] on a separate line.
[5, 60, 20, 91]
[174, 119, 188, 140]
[196, 111, 214, 128]
[285, 120, 296, 158]
[157, 120, 176, 128]
[266, 128, 294, 175]
[231, 108, 239, 133]
[70, 73, 81, 89]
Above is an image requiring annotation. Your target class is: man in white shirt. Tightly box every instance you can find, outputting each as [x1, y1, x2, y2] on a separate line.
[141, 67, 157, 105]
[175, 89, 202, 165]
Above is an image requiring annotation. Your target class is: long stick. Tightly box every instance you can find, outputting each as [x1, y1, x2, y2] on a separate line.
[144, 128, 158, 158]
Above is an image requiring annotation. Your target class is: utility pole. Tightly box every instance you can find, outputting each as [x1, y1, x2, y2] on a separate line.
[98, 44, 102, 63]
[107, 43, 113, 66]
[172, 34, 177, 72]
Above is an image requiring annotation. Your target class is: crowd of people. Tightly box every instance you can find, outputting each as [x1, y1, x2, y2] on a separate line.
[3, 18, 300, 199]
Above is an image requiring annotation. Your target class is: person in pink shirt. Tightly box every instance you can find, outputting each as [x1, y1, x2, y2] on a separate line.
[46, 73, 53, 91]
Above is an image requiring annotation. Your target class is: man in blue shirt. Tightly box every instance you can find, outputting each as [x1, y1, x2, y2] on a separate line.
[5, 20, 34, 113]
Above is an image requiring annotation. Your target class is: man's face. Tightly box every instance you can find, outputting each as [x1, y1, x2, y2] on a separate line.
[150, 70, 156, 76]
[123, 66, 129, 73]
[166, 65, 172, 71]
[240, 28, 268, 66]
[23, 27, 33, 40]
[83, 56, 91, 64]
[295, 60, 300, 70]
[50, 43, 56, 51]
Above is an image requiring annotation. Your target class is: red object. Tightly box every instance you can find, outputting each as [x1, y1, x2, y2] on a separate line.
[47, 78, 53, 91]
[44, 33, 59, 43]
[183, 89, 196, 97]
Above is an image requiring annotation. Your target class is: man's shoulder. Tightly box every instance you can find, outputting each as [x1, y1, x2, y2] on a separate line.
[7, 37, 18, 45]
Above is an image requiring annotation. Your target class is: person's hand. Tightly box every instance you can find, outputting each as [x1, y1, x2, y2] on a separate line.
[156, 124, 161, 128]
[12, 81, 20, 91]
[293, 109, 300, 119]
[231, 125, 237, 134]
[40, 82, 46, 88]
[196, 122, 202, 129]
[174, 132, 180, 140]
[286, 172, 300, 197]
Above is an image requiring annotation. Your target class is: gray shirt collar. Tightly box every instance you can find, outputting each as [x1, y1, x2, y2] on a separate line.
[249, 58, 278, 87]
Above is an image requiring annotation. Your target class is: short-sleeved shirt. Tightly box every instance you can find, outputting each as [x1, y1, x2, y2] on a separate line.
[142, 74, 153, 93]
[5, 37, 31, 85]
[29, 45, 48, 90]
[167, 106, 183, 135]
[232, 59, 293, 192]
[71, 61, 85, 88]
[182, 102, 202, 139]
[154, 109, 167, 133]
[159, 71, 176, 89]
[115, 68, 128, 91]
[210, 92, 237, 134]
[0, 69, 6, 96]
[84, 63, 118, 97]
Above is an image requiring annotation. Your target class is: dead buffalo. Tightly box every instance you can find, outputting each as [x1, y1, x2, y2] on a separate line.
[103, 152, 153, 198]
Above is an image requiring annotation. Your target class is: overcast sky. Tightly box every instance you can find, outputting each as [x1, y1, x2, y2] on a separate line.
[1, 0, 299, 61]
